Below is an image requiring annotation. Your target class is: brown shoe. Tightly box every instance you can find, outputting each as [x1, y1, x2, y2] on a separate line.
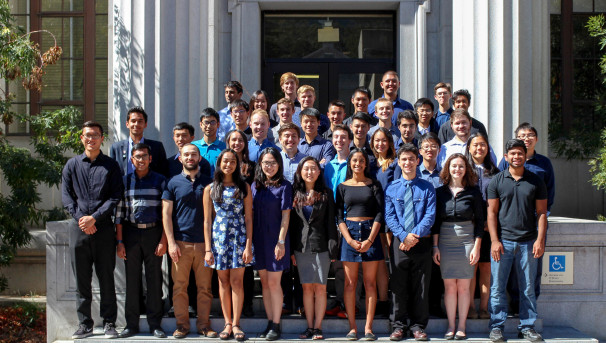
[198, 327, 218, 338]
[467, 307, 478, 319]
[390, 328, 405, 341]
[479, 309, 491, 319]
[173, 327, 189, 339]
[412, 329, 429, 341]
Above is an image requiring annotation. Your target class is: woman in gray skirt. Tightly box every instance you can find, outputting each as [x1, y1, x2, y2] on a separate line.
[432, 153, 484, 340]
[290, 156, 339, 340]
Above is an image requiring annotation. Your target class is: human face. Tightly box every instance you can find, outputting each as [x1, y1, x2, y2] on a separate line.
[516, 129, 537, 153]
[279, 129, 300, 152]
[506, 147, 526, 168]
[419, 139, 440, 162]
[173, 129, 193, 150]
[281, 78, 297, 97]
[301, 115, 319, 136]
[327, 105, 345, 125]
[80, 127, 104, 152]
[372, 131, 390, 157]
[434, 87, 451, 107]
[332, 130, 351, 153]
[451, 116, 471, 140]
[397, 151, 419, 176]
[250, 113, 269, 140]
[219, 151, 238, 176]
[131, 149, 151, 173]
[126, 112, 147, 137]
[350, 152, 367, 175]
[350, 119, 369, 140]
[398, 118, 417, 143]
[375, 102, 393, 122]
[380, 73, 400, 96]
[298, 91, 316, 109]
[224, 86, 242, 103]
[277, 103, 294, 123]
[179, 145, 202, 171]
[260, 153, 279, 178]
[300, 160, 320, 184]
[351, 91, 370, 113]
[227, 132, 246, 154]
[230, 106, 249, 126]
[200, 116, 218, 138]
[416, 104, 433, 126]
[449, 157, 466, 181]
[453, 95, 470, 110]
[254, 94, 268, 110]
[468, 136, 488, 164]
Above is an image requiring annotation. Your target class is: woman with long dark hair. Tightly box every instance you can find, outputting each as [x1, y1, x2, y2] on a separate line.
[252, 147, 292, 341]
[290, 156, 338, 340]
[465, 132, 499, 320]
[203, 149, 253, 341]
[336, 148, 384, 341]
[432, 153, 483, 340]
[225, 130, 256, 186]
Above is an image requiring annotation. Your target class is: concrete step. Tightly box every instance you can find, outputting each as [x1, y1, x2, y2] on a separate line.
[59, 325, 598, 342]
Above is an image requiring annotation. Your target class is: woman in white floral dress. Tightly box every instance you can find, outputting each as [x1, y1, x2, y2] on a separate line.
[204, 149, 253, 341]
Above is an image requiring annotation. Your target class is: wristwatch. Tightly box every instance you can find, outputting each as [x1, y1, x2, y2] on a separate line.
[277, 240, 285, 245]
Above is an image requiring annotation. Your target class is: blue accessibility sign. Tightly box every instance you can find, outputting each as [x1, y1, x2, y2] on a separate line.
[549, 255, 565, 272]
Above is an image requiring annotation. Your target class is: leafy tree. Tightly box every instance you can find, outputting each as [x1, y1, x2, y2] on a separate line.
[0, 0, 82, 292]
[588, 14, 606, 191]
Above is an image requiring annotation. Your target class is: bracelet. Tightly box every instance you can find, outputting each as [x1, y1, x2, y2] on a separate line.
[117, 240, 123, 244]
[367, 239, 374, 244]
[432, 245, 439, 248]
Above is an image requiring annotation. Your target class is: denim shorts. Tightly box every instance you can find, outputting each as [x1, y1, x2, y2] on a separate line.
[340, 219, 385, 262]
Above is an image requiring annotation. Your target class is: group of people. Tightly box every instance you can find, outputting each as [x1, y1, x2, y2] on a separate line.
[61, 70, 554, 342]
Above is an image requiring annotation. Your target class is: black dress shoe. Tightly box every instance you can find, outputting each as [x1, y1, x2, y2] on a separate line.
[153, 328, 167, 338]
[117, 328, 139, 338]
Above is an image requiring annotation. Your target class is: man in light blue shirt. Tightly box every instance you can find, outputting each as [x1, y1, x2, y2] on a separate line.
[192, 108, 226, 175]
[216, 81, 242, 140]
[279, 122, 306, 183]
[248, 109, 279, 162]
[324, 124, 353, 199]
[384, 143, 436, 341]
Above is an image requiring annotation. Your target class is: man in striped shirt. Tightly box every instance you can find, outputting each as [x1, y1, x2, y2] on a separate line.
[115, 143, 168, 339]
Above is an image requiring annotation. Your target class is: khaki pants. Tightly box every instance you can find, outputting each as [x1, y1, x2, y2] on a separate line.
[171, 241, 213, 331]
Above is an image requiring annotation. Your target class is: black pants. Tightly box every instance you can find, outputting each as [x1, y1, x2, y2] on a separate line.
[123, 224, 164, 330]
[243, 266, 254, 310]
[69, 219, 117, 327]
[389, 236, 432, 330]
[281, 261, 303, 311]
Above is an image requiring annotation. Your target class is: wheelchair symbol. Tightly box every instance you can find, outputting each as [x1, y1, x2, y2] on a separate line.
[549, 255, 565, 272]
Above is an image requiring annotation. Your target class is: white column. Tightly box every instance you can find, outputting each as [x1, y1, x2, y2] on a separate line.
[229, 1, 262, 96]
[398, 1, 419, 102]
[452, 0, 550, 156]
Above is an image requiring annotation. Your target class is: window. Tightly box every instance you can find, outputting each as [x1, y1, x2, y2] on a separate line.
[4, 0, 108, 135]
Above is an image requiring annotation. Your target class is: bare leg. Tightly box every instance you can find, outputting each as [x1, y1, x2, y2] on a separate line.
[217, 270, 233, 326]
[362, 261, 379, 334]
[302, 283, 315, 329]
[456, 279, 472, 334]
[266, 271, 284, 324]
[443, 279, 457, 333]
[258, 270, 273, 321]
[313, 283, 327, 329]
[342, 261, 359, 333]
[479, 262, 491, 312]
[376, 234, 389, 302]
[230, 268, 245, 330]
[469, 264, 478, 313]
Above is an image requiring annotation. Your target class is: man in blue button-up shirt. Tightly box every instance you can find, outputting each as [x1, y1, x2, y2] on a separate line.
[298, 108, 336, 165]
[368, 71, 414, 127]
[248, 109, 279, 162]
[384, 143, 436, 341]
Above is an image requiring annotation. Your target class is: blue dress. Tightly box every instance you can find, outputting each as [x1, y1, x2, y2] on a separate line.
[210, 185, 254, 270]
[252, 179, 293, 272]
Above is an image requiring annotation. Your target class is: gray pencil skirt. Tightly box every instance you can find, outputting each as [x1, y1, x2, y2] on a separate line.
[438, 220, 475, 279]
[294, 250, 331, 285]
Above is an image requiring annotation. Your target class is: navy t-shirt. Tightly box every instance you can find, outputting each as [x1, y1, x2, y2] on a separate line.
[162, 171, 212, 243]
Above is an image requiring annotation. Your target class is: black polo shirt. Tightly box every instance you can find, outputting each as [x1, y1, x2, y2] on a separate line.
[487, 168, 547, 242]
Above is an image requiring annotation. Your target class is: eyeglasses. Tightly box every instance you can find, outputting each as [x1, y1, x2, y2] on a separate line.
[232, 109, 247, 115]
[261, 161, 278, 167]
[517, 134, 536, 139]
[83, 134, 102, 140]
[421, 144, 439, 150]
[132, 154, 149, 161]
[417, 109, 433, 114]
[202, 120, 218, 126]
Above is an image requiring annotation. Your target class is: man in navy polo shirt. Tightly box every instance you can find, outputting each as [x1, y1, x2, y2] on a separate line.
[487, 139, 547, 343]
[433, 82, 454, 128]
[298, 108, 336, 165]
[162, 143, 216, 339]
[368, 70, 414, 127]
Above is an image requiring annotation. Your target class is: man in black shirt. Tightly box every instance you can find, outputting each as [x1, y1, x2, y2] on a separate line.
[486, 139, 547, 343]
[62, 121, 123, 339]
[167, 122, 211, 178]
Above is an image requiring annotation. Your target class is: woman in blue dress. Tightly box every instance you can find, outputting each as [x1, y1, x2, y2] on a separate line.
[252, 147, 293, 341]
[203, 149, 253, 341]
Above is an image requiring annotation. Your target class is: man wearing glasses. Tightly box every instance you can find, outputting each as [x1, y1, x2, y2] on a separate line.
[62, 122, 123, 339]
[110, 106, 168, 177]
[433, 82, 453, 128]
[192, 108, 226, 174]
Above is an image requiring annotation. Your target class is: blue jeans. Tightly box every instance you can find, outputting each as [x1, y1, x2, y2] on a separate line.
[489, 239, 538, 331]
